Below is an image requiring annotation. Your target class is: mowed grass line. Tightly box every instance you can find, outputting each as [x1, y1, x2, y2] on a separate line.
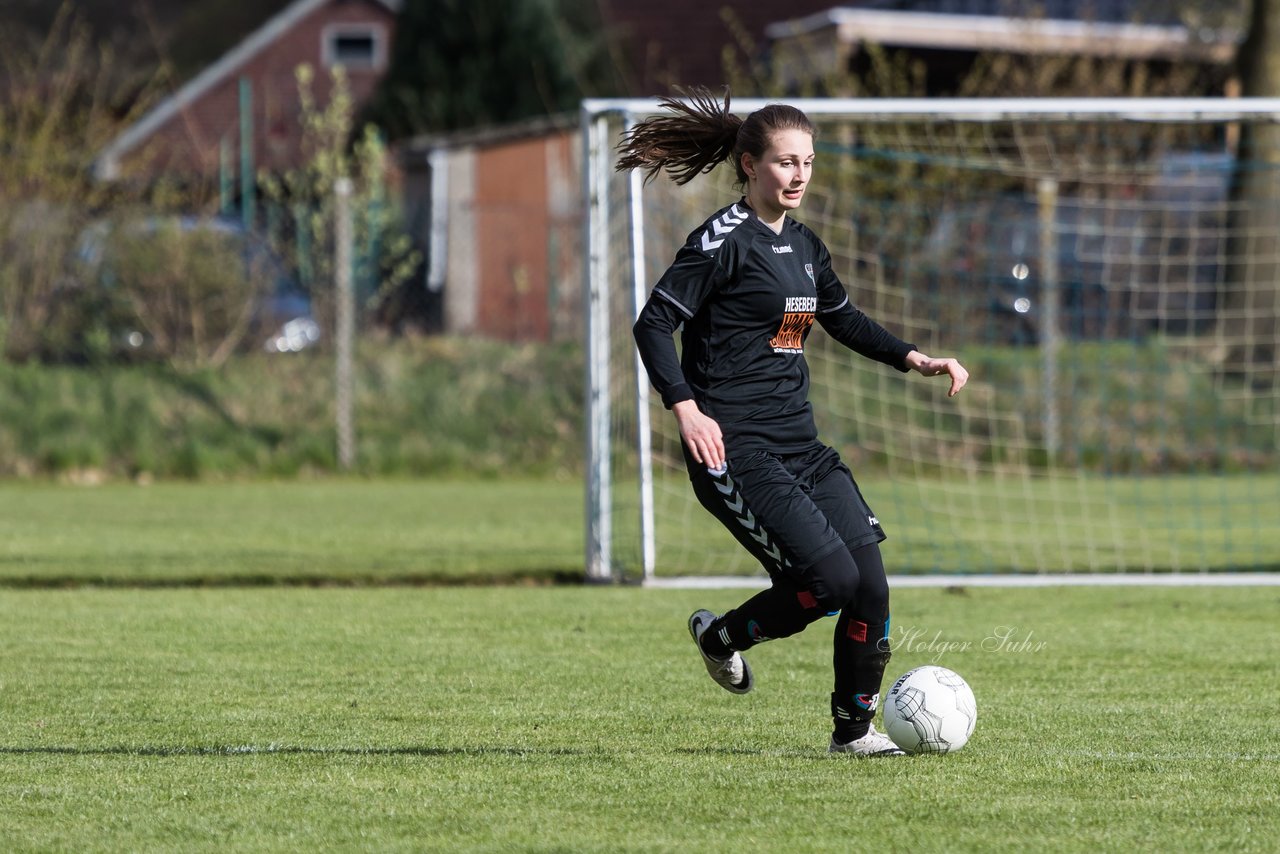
[2, 585, 1277, 852]
[5, 476, 1278, 587]
[0, 480, 585, 584]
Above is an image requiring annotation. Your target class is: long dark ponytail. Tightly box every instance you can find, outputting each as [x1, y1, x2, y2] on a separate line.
[615, 86, 816, 187]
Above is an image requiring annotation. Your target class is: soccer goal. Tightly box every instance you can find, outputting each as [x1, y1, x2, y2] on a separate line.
[582, 97, 1280, 583]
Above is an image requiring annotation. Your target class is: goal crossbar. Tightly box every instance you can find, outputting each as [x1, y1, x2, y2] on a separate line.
[582, 97, 1280, 122]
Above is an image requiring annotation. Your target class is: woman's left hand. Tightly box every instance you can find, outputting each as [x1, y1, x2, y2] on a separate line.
[905, 351, 969, 397]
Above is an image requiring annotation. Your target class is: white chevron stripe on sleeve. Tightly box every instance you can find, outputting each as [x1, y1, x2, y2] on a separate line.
[698, 205, 749, 254]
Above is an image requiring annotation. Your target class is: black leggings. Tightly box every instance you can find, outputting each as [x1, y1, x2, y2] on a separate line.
[710, 538, 891, 729]
[691, 445, 894, 728]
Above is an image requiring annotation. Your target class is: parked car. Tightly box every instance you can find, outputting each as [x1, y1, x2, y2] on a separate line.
[72, 215, 320, 362]
[919, 195, 1118, 344]
[915, 152, 1233, 345]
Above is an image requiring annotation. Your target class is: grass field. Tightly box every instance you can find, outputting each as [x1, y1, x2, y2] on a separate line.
[2, 584, 1278, 852]
[1, 480, 1278, 851]
[0, 480, 584, 584]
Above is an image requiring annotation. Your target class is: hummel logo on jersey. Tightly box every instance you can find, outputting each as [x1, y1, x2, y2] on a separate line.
[699, 204, 749, 253]
[868, 515, 880, 527]
[771, 244, 793, 254]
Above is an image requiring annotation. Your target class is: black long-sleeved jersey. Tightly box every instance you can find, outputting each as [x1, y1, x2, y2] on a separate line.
[633, 199, 916, 456]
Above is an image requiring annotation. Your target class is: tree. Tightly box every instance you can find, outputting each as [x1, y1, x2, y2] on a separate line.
[362, 0, 623, 139]
[0, 4, 161, 363]
[1223, 0, 1280, 377]
[259, 65, 419, 335]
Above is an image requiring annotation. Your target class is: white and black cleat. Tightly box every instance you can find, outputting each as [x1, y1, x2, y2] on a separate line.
[829, 724, 906, 757]
[687, 609, 754, 694]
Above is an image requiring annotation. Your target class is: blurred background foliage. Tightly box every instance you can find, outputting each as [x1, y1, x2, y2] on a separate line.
[0, 0, 1275, 479]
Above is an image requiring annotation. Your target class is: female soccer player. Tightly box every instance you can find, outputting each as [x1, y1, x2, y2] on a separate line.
[619, 88, 968, 756]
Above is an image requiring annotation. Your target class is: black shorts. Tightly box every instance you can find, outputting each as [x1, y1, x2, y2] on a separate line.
[688, 444, 886, 578]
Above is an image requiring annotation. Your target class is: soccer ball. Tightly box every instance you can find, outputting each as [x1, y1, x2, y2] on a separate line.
[882, 665, 977, 754]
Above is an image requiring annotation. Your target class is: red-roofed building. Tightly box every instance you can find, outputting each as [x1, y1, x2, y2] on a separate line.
[95, 0, 399, 183]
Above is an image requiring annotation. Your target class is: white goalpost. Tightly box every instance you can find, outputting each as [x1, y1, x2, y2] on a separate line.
[583, 97, 1280, 584]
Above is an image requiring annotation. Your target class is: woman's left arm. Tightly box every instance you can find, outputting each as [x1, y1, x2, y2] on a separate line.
[807, 226, 967, 395]
[903, 349, 969, 397]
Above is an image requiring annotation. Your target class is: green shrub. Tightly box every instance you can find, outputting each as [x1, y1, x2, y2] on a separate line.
[0, 337, 586, 481]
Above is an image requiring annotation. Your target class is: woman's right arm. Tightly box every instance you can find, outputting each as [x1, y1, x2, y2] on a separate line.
[632, 295, 693, 409]
[632, 296, 725, 470]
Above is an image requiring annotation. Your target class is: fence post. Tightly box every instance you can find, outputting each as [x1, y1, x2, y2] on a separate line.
[335, 177, 355, 471]
[239, 77, 255, 230]
[1037, 177, 1061, 465]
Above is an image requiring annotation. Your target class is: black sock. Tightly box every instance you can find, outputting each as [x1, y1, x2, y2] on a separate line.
[699, 618, 733, 658]
[831, 543, 891, 744]
[704, 583, 828, 660]
[832, 615, 891, 743]
[832, 700, 872, 743]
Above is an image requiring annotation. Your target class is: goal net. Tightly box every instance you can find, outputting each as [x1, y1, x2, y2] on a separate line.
[583, 98, 1280, 582]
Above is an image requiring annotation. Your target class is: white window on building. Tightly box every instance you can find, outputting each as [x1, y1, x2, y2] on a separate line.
[322, 24, 387, 70]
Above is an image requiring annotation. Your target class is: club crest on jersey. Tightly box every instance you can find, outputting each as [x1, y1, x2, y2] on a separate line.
[805, 263, 815, 286]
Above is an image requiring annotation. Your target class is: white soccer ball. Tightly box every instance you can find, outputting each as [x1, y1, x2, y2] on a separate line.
[882, 665, 977, 754]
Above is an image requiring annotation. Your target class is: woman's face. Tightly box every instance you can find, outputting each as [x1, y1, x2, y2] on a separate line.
[743, 128, 815, 222]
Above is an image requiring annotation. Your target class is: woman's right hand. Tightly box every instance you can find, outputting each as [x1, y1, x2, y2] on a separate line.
[672, 400, 725, 471]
